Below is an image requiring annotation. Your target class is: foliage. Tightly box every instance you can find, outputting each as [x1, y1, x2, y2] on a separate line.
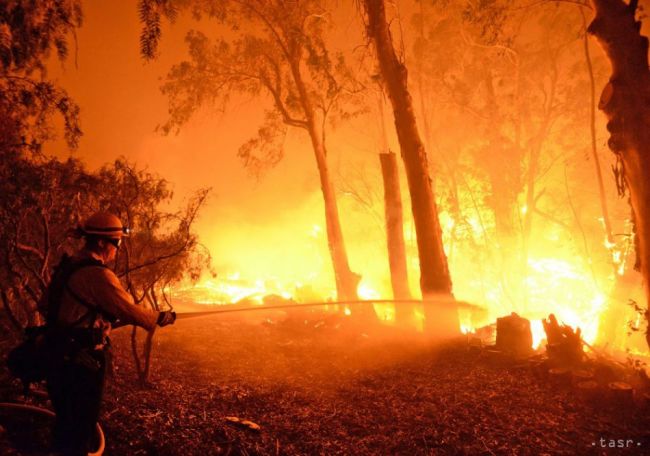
[0, 152, 211, 333]
[0, 0, 83, 152]
[152, 0, 364, 177]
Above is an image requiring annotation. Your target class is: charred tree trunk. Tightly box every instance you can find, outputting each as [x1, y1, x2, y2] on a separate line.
[588, 0, 650, 349]
[380, 152, 412, 304]
[363, 0, 452, 299]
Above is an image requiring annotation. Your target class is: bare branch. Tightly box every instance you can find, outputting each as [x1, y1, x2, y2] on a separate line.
[16, 243, 45, 261]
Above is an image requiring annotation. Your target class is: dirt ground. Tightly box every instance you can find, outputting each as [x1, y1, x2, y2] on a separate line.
[1, 310, 649, 455]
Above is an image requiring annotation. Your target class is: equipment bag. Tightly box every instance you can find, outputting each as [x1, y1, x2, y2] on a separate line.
[6, 325, 51, 384]
[6, 255, 108, 386]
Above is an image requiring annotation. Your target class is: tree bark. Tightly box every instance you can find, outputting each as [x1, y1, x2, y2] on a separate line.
[309, 125, 361, 302]
[588, 0, 650, 349]
[363, 0, 452, 298]
[288, 54, 360, 303]
[380, 152, 412, 304]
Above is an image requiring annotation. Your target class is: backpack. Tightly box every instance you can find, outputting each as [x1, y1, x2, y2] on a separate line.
[6, 255, 107, 387]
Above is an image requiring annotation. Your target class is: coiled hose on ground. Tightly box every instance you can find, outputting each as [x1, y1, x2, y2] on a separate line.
[0, 401, 104, 456]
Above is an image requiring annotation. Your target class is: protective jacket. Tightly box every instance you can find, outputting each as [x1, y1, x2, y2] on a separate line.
[42, 249, 158, 335]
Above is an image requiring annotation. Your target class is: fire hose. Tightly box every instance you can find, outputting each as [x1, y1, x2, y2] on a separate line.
[0, 402, 105, 456]
[174, 297, 484, 320]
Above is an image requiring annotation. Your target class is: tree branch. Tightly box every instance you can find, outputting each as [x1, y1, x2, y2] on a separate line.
[260, 75, 308, 128]
[16, 243, 45, 261]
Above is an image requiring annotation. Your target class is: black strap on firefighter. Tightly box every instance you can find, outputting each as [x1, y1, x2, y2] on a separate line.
[46, 254, 113, 329]
[8, 256, 113, 387]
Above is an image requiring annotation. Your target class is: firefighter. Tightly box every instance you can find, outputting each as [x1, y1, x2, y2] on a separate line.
[43, 212, 176, 455]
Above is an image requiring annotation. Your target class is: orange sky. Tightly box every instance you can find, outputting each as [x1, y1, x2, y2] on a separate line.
[47, 0, 323, 207]
[44, 0, 381, 295]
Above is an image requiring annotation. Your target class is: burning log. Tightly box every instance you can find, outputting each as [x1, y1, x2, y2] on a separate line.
[495, 313, 533, 356]
[542, 314, 584, 365]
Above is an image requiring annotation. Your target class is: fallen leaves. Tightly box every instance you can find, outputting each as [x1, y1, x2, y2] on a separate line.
[2, 314, 649, 455]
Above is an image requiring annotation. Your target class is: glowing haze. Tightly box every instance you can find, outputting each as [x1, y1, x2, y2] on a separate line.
[46, 0, 647, 353]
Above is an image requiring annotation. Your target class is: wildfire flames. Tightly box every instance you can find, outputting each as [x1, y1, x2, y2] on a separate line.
[176, 209, 644, 355]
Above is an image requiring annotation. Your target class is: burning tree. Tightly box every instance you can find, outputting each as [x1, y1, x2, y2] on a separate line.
[588, 0, 650, 349]
[407, 1, 625, 324]
[141, 0, 364, 302]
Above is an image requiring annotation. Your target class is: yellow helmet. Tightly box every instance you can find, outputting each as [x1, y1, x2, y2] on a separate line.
[82, 212, 130, 239]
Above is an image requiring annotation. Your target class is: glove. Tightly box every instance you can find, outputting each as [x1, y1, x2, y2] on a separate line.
[157, 311, 176, 327]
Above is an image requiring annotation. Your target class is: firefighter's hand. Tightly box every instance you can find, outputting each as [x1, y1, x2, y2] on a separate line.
[157, 311, 176, 327]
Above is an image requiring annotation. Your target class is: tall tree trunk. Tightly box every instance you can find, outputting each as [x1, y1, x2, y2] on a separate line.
[364, 0, 457, 336]
[588, 0, 650, 349]
[380, 152, 412, 304]
[310, 127, 361, 302]
[483, 69, 519, 241]
[363, 0, 452, 298]
[377, 90, 413, 321]
[288, 54, 360, 302]
[415, 0, 434, 169]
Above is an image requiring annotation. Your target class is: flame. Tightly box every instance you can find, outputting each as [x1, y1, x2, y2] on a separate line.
[459, 309, 475, 334]
[358, 282, 380, 300]
[460, 324, 475, 335]
[531, 320, 545, 349]
[180, 248, 615, 351]
[173, 188, 643, 356]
